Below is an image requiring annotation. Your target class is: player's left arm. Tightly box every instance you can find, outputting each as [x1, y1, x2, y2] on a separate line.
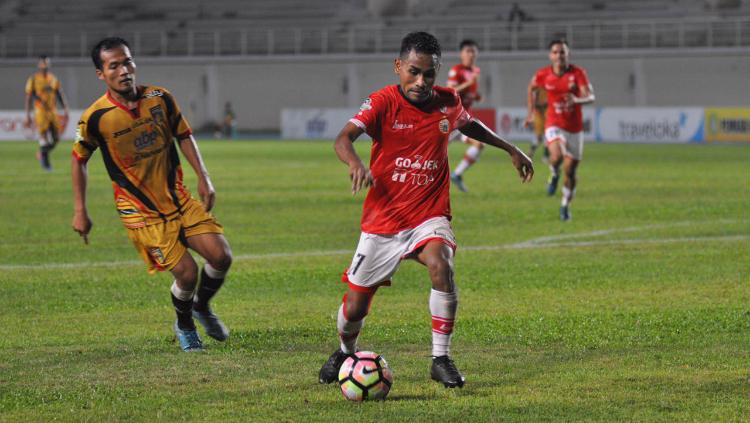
[458, 119, 534, 183]
[569, 70, 595, 106]
[177, 135, 216, 211]
[56, 85, 70, 121]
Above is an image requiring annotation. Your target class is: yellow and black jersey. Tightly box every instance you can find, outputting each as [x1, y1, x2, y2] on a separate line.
[25, 71, 61, 113]
[73, 85, 194, 227]
[534, 88, 547, 110]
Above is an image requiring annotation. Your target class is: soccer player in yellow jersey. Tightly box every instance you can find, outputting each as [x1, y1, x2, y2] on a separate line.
[527, 88, 548, 160]
[25, 55, 69, 171]
[71, 37, 233, 352]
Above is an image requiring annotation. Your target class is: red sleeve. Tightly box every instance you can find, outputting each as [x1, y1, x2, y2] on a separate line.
[451, 91, 472, 129]
[350, 90, 387, 138]
[576, 67, 591, 89]
[532, 68, 545, 87]
[447, 65, 461, 84]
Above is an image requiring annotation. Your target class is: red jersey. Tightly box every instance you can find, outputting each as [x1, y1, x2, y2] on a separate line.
[532, 64, 591, 133]
[350, 85, 471, 234]
[447, 64, 480, 109]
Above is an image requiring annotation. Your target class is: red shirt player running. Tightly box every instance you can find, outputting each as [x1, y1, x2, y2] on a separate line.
[318, 32, 533, 389]
[525, 39, 594, 221]
[447, 39, 483, 193]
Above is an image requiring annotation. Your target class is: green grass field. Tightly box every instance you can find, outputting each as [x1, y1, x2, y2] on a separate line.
[1, 139, 749, 421]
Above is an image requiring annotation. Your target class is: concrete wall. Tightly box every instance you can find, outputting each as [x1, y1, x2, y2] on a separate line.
[2, 48, 749, 131]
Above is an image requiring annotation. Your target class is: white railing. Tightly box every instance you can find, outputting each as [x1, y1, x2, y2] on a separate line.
[1, 17, 749, 58]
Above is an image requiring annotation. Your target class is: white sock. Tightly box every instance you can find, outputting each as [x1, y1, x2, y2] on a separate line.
[204, 262, 228, 279]
[453, 146, 482, 176]
[338, 303, 364, 354]
[430, 289, 458, 357]
[171, 280, 194, 301]
[561, 186, 575, 207]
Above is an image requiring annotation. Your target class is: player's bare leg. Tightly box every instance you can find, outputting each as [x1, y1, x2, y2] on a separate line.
[546, 140, 564, 196]
[319, 289, 374, 384]
[451, 138, 484, 193]
[170, 251, 203, 351]
[415, 241, 464, 388]
[186, 233, 232, 341]
[560, 157, 579, 221]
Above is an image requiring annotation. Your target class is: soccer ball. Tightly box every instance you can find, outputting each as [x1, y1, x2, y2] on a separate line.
[338, 351, 393, 401]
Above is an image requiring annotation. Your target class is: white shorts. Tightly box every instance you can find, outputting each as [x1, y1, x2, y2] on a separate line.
[342, 216, 456, 292]
[545, 126, 584, 160]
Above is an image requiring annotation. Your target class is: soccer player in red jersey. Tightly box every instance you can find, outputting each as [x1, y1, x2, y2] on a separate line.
[447, 39, 482, 192]
[318, 32, 533, 388]
[525, 39, 594, 221]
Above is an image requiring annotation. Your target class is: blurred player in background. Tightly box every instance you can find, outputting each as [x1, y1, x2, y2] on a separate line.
[71, 37, 233, 352]
[318, 32, 533, 389]
[526, 87, 549, 161]
[525, 39, 594, 221]
[448, 39, 482, 193]
[25, 55, 69, 171]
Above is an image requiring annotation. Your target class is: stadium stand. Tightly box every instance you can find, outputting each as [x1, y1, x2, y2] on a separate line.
[1, 0, 749, 57]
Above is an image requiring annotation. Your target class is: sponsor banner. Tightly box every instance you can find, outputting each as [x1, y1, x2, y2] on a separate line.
[0, 110, 83, 141]
[281, 107, 497, 140]
[595, 108, 704, 143]
[281, 108, 353, 140]
[495, 107, 595, 142]
[704, 108, 750, 142]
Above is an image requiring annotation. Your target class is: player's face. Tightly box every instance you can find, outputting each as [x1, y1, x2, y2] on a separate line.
[97, 45, 137, 96]
[394, 50, 440, 103]
[549, 43, 569, 68]
[460, 45, 478, 67]
[37, 58, 50, 72]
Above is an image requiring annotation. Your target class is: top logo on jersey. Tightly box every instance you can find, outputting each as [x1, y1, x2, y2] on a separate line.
[143, 89, 164, 98]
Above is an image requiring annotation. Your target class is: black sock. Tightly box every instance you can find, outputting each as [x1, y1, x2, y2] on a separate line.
[193, 268, 225, 312]
[171, 293, 196, 330]
[40, 149, 50, 168]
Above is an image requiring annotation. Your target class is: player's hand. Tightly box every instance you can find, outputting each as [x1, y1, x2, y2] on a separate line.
[349, 161, 373, 195]
[523, 113, 534, 129]
[72, 211, 93, 245]
[198, 177, 216, 211]
[510, 147, 534, 183]
[564, 93, 576, 108]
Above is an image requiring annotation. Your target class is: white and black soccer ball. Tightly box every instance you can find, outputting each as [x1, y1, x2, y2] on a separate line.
[338, 351, 393, 401]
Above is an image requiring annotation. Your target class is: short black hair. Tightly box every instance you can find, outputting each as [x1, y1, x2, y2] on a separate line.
[548, 38, 568, 49]
[91, 37, 131, 70]
[459, 39, 478, 50]
[39, 55, 49, 61]
[400, 32, 441, 60]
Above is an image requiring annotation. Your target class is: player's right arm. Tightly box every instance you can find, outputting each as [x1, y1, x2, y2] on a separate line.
[524, 74, 540, 128]
[24, 77, 33, 127]
[71, 155, 92, 244]
[334, 122, 372, 195]
[71, 116, 97, 244]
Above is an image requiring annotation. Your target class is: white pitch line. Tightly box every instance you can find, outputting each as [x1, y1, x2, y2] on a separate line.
[1, 221, 748, 271]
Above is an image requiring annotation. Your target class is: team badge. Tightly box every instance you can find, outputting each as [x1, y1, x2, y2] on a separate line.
[438, 118, 450, 134]
[150, 105, 165, 125]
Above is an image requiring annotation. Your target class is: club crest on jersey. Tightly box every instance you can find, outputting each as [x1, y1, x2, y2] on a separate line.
[150, 106, 165, 125]
[439, 118, 450, 134]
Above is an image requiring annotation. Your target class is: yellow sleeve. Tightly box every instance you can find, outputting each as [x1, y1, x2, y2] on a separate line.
[162, 89, 192, 139]
[25, 76, 33, 95]
[72, 114, 99, 162]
